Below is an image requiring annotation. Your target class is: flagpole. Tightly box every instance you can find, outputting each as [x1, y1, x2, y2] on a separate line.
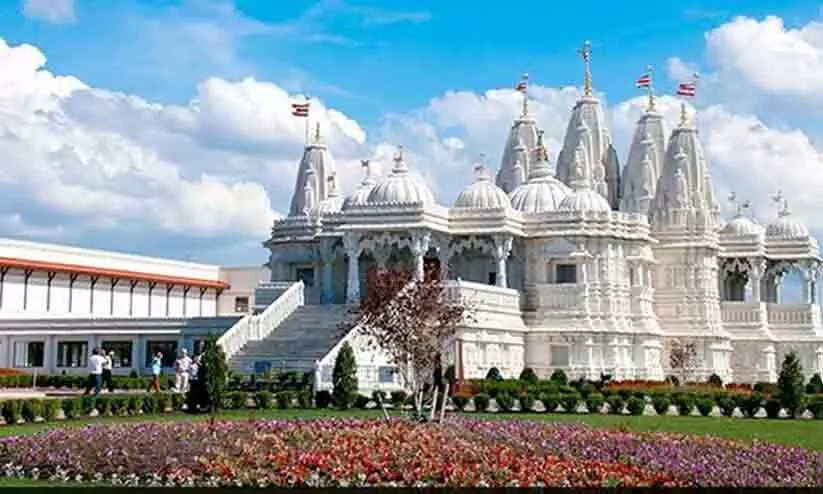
[646, 65, 655, 111]
[304, 95, 311, 146]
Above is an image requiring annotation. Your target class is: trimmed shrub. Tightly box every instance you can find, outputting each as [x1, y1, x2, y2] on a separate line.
[741, 392, 764, 418]
[80, 396, 96, 415]
[495, 393, 515, 412]
[473, 393, 490, 412]
[578, 382, 597, 399]
[606, 395, 625, 415]
[390, 391, 407, 408]
[485, 367, 503, 381]
[549, 369, 568, 386]
[275, 391, 294, 409]
[315, 390, 332, 409]
[254, 390, 273, 409]
[451, 394, 470, 411]
[673, 395, 695, 416]
[332, 342, 358, 409]
[127, 395, 144, 415]
[371, 390, 387, 406]
[61, 397, 80, 419]
[2, 399, 22, 424]
[626, 396, 645, 416]
[540, 393, 560, 413]
[354, 394, 371, 410]
[806, 373, 823, 395]
[142, 394, 159, 414]
[95, 396, 112, 416]
[777, 352, 805, 417]
[806, 395, 823, 419]
[201, 332, 229, 414]
[519, 368, 539, 384]
[717, 396, 736, 417]
[228, 391, 248, 409]
[695, 397, 715, 417]
[707, 373, 723, 387]
[42, 399, 61, 421]
[519, 393, 535, 413]
[585, 393, 605, 414]
[652, 396, 671, 416]
[297, 391, 313, 409]
[764, 399, 782, 419]
[561, 392, 581, 413]
[171, 393, 185, 412]
[21, 399, 43, 423]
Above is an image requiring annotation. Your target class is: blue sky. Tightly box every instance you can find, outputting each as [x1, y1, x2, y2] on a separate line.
[3, 0, 823, 270]
[4, 0, 821, 125]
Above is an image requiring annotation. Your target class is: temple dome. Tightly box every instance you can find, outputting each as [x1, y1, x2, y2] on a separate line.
[509, 130, 571, 214]
[558, 188, 610, 213]
[720, 214, 764, 237]
[765, 213, 809, 241]
[342, 160, 378, 210]
[365, 150, 434, 206]
[453, 164, 510, 210]
[310, 195, 343, 216]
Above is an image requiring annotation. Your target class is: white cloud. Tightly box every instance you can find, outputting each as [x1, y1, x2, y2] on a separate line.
[21, 0, 75, 24]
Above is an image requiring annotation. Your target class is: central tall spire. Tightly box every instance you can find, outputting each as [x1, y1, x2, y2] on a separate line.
[495, 73, 540, 193]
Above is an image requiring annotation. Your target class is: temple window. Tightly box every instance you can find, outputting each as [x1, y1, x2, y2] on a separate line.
[554, 264, 577, 284]
[487, 272, 497, 286]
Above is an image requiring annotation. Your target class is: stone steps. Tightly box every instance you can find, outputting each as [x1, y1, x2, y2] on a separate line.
[228, 304, 351, 375]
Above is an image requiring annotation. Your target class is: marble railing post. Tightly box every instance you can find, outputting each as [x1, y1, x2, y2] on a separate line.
[343, 233, 362, 304]
[492, 234, 513, 288]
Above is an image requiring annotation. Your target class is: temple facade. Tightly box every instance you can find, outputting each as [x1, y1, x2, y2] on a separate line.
[263, 63, 823, 384]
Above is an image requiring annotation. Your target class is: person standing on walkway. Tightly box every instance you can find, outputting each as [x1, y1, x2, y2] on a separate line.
[174, 349, 192, 393]
[185, 353, 201, 413]
[147, 352, 163, 393]
[84, 348, 106, 396]
[102, 350, 114, 393]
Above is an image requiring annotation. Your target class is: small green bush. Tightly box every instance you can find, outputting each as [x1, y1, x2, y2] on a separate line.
[695, 397, 715, 416]
[519, 368, 539, 384]
[673, 395, 695, 416]
[451, 394, 470, 411]
[110, 396, 128, 416]
[740, 393, 764, 418]
[371, 390, 387, 406]
[80, 396, 96, 415]
[806, 395, 823, 419]
[473, 393, 490, 412]
[707, 373, 723, 387]
[540, 393, 560, 413]
[806, 374, 823, 395]
[156, 393, 172, 413]
[495, 393, 515, 412]
[606, 395, 625, 415]
[61, 397, 80, 419]
[579, 382, 597, 399]
[485, 367, 503, 381]
[626, 396, 645, 416]
[652, 396, 671, 416]
[354, 394, 371, 410]
[128, 395, 144, 415]
[586, 393, 605, 414]
[717, 396, 736, 417]
[21, 399, 43, 423]
[549, 369, 568, 386]
[561, 392, 580, 413]
[42, 399, 61, 421]
[390, 391, 407, 408]
[764, 399, 782, 419]
[332, 342, 358, 409]
[142, 394, 159, 414]
[275, 391, 294, 409]
[2, 399, 22, 424]
[297, 391, 313, 409]
[227, 391, 248, 409]
[95, 396, 112, 416]
[254, 390, 273, 409]
[519, 393, 535, 413]
[171, 393, 185, 412]
[315, 390, 332, 409]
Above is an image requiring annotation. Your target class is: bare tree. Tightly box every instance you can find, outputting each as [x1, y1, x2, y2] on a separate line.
[668, 340, 698, 385]
[341, 264, 473, 418]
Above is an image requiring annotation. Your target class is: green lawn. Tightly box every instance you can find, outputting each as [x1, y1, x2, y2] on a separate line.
[1, 409, 823, 487]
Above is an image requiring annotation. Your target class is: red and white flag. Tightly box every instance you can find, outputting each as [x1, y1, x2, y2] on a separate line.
[676, 82, 696, 97]
[636, 72, 651, 88]
[291, 102, 310, 117]
[515, 73, 528, 92]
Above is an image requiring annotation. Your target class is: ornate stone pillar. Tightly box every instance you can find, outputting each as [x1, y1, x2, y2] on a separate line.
[410, 231, 430, 281]
[343, 233, 362, 304]
[748, 258, 765, 302]
[492, 234, 513, 288]
[437, 247, 451, 280]
[801, 261, 821, 304]
[373, 248, 390, 270]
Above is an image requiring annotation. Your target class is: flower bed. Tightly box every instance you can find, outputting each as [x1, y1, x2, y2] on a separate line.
[459, 418, 823, 487]
[0, 419, 677, 487]
[1, 417, 822, 487]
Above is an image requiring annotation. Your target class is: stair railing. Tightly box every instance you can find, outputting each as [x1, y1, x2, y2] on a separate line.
[218, 281, 305, 360]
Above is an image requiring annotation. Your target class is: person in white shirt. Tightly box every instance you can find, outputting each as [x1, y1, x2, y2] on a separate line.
[102, 351, 114, 393]
[83, 348, 107, 396]
[174, 349, 192, 393]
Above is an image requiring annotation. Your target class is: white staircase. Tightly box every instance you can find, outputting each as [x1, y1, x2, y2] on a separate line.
[228, 304, 351, 375]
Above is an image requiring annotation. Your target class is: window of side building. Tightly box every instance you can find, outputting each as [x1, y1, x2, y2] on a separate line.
[145, 341, 178, 368]
[101, 341, 133, 368]
[56, 341, 88, 368]
[234, 296, 249, 313]
[13, 341, 44, 368]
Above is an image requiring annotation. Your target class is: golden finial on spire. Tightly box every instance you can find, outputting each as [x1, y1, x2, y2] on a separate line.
[643, 65, 656, 111]
[535, 129, 548, 161]
[679, 101, 689, 127]
[577, 40, 593, 96]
